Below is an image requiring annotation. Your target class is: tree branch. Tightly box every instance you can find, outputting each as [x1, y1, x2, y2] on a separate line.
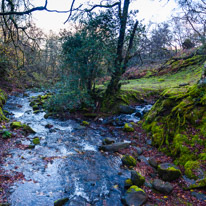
[85, 2, 120, 12]
[0, 0, 48, 16]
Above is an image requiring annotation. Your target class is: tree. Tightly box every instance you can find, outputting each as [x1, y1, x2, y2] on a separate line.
[176, 0, 206, 47]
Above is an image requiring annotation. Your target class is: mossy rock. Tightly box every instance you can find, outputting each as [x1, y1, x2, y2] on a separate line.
[10, 121, 22, 129]
[127, 185, 145, 193]
[124, 178, 133, 189]
[22, 124, 36, 134]
[54, 197, 69, 206]
[131, 170, 145, 187]
[184, 160, 205, 180]
[186, 178, 206, 189]
[32, 137, 40, 145]
[123, 123, 134, 132]
[82, 121, 90, 126]
[122, 155, 137, 167]
[158, 163, 182, 181]
[123, 185, 147, 206]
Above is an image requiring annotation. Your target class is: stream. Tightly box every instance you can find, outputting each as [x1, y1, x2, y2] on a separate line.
[3, 92, 134, 206]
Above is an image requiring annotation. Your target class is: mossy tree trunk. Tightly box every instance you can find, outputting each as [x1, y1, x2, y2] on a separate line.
[105, 0, 138, 97]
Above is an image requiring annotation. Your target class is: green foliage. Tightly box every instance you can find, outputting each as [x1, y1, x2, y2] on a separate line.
[45, 77, 94, 112]
[2, 130, 12, 139]
[61, 11, 117, 93]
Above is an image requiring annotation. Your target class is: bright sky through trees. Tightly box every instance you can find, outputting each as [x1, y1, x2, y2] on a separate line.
[32, 0, 178, 33]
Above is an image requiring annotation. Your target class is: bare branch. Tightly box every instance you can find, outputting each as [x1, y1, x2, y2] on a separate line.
[0, 0, 48, 16]
[85, 2, 120, 13]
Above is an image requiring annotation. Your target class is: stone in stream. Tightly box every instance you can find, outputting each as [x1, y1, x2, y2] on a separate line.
[152, 179, 173, 194]
[54, 197, 69, 206]
[157, 163, 181, 181]
[122, 185, 148, 206]
[99, 142, 130, 152]
[131, 170, 145, 187]
[102, 137, 115, 145]
[124, 178, 133, 189]
[122, 155, 137, 167]
[119, 105, 136, 114]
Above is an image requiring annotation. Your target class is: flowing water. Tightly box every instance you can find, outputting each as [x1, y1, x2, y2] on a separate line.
[3, 92, 132, 206]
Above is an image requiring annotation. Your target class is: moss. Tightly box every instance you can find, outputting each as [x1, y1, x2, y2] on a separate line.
[82, 121, 90, 126]
[122, 155, 137, 167]
[10, 121, 22, 129]
[131, 170, 145, 187]
[22, 124, 36, 134]
[184, 160, 201, 180]
[187, 178, 206, 189]
[124, 178, 133, 188]
[32, 137, 40, 145]
[158, 163, 182, 181]
[127, 185, 145, 193]
[199, 153, 206, 160]
[123, 123, 134, 132]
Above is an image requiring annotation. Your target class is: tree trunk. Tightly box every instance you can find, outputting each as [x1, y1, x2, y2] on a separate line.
[105, 0, 130, 96]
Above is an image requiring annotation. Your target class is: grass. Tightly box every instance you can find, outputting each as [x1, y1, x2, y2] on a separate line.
[121, 66, 202, 93]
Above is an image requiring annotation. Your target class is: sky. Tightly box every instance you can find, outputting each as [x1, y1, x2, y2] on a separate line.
[32, 0, 178, 34]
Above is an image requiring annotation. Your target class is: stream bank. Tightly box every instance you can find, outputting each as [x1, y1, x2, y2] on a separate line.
[0, 91, 206, 205]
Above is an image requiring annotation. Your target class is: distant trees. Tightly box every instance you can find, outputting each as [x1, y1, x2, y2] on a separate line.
[176, 0, 206, 47]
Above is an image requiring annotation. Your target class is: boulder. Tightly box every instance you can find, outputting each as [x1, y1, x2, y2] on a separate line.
[122, 155, 137, 167]
[131, 170, 145, 187]
[99, 142, 130, 152]
[152, 179, 173, 194]
[10, 121, 22, 129]
[119, 105, 136, 114]
[122, 185, 147, 206]
[157, 163, 181, 181]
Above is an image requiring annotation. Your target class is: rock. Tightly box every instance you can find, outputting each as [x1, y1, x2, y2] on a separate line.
[146, 139, 152, 145]
[148, 157, 158, 168]
[124, 178, 133, 189]
[82, 121, 90, 126]
[32, 137, 40, 145]
[54, 197, 69, 206]
[102, 137, 115, 145]
[22, 124, 36, 134]
[10, 122, 36, 134]
[184, 160, 205, 180]
[122, 185, 147, 206]
[152, 179, 173, 194]
[157, 163, 181, 181]
[27, 144, 35, 149]
[10, 121, 22, 129]
[119, 105, 136, 114]
[131, 170, 145, 187]
[99, 142, 130, 152]
[45, 124, 53, 129]
[185, 178, 206, 189]
[134, 111, 142, 118]
[134, 147, 143, 155]
[122, 155, 137, 167]
[137, 155, 149, 164]
[123, 123, 134, 132]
